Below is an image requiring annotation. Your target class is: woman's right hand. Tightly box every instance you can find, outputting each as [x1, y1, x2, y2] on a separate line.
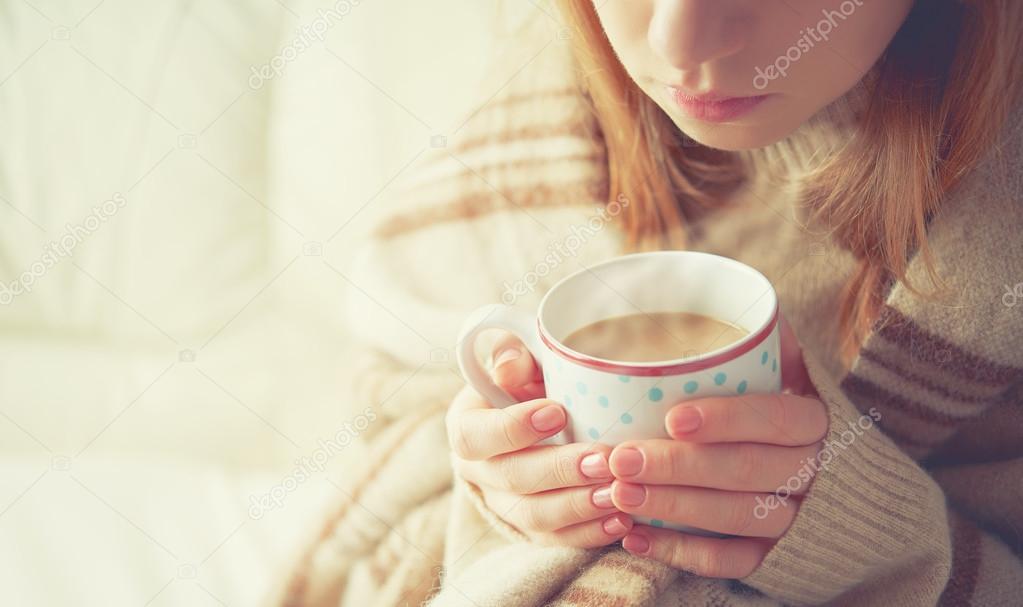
[445, 331, 633, 547]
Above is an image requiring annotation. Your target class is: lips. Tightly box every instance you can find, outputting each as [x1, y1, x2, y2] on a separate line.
[667, 87, 769, 123]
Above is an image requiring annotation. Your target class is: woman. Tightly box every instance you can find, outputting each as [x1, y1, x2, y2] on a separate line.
[274, 1, 1023, 605]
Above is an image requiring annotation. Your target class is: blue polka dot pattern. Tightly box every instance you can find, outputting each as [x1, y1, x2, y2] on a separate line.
[587, 427, 600, 440]
[684, 380, 699, 394]
[564, 395, 572, 408]
[598, 395, 610, 408]
[714, 372, 727, 386]
[651, 519, 665, 528]
[618, 375, 630, 383]
[576, 382, 588, 395]
[620, 413, 633, 424]
[737, 380, 748, 394]
[761, 351, 768, 365]
[772, 358, 778, 373]
[648, 387, 663, 402]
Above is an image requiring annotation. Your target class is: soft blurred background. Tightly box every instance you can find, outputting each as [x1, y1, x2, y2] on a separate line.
[0, 1, 554, 604]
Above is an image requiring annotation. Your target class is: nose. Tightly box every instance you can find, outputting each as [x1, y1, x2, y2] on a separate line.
[648, 0, 745, 71]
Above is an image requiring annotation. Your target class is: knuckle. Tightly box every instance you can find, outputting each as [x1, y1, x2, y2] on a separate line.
[498, 413, 523, 452]
[551, 448, 581, 487]
[566, 489, 594, 524]
[662, 443, 684, 482]
[725, 496, 756, 535]
[497, 455, 529, 494]
[660, 488, 687, 521]
[766, 394, 789, 432]
[513, 499, 544, 532]
[499, 452, 540, 495]
[733, 443, 761, 487]
[693, 545, 728, 577]
[449, 424, 476, 460]
[715, 398, 741, 431]
[573, 521, 607, 548]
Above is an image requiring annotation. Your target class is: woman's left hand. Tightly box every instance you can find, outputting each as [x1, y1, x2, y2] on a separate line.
[610, 316, 829, 578]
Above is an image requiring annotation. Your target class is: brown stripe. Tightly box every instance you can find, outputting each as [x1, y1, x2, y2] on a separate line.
[842, 375, 974, 427]
[874, 305, 1022, 384]
[939, 514, 983, 606]
[450, 86, 583, 133]
[874, 418, 949, 450]
[443, 120, 597, 164]
[412, 151, 604, 193]
[554, 586, 628, 607]
[597, 554, 662, 586]
[855, 336, 1007, 400]
[862, 405, 958, 445]
[858, 349, 996, 405]
[375, 179, 608, 239]
[472, 86, 583, 116]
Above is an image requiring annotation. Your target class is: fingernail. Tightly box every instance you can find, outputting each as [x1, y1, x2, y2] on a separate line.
[530, 404, 565, 432]
[580, 453, 610, 478]
[493, 348, 521, 368]
[669, 406, 703, 435]
[615, 482, 646, 507]
[611, 447, 644, 477]
[591, 484, 613, 508]
[622, 533, 650, 554]
[603, 515, 630, 535]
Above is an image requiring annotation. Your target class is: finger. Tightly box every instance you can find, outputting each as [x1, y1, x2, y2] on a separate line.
[482, 483, 618, 533]
[609, 481, 798, 538]
[664, 393, 828, 446]
[489, 331, 544, 402]
[608, 440, 819, 494]
[457, 442, 613, 494]
[447, 388, 566, 460]
[533, 513, 633, 548]
[622, 525, 772, 578]
[779, 315, 817, 397]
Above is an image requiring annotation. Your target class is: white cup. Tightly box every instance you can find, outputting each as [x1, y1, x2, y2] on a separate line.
[456, 251, 781, 533]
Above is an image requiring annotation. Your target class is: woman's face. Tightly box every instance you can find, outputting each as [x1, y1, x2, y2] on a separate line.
[594, 0, 915, 150]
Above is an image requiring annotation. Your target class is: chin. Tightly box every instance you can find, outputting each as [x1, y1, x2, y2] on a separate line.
[670, 117, 802, 152]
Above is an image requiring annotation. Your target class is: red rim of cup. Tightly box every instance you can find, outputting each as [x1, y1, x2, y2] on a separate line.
[537, 305, 779, 377]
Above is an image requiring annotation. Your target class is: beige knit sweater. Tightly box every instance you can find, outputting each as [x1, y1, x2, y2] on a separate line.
[269, 22, 1023, 607]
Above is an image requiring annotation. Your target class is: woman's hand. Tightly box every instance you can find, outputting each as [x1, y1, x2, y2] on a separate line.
[611, 316, 829, 578]
[446, 331, 634, 547]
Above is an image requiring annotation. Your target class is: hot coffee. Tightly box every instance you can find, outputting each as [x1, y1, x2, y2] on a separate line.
[563, 311, 749, 362]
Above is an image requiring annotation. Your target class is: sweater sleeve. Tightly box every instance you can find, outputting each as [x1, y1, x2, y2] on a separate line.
[742, 347, 1023, 606]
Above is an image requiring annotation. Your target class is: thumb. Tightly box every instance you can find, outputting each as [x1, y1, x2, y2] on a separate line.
[779, 314, 817, 397]
[489, 331, 545, 403]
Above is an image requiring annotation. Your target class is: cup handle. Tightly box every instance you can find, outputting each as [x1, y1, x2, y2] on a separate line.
[456, 304, 569, 445]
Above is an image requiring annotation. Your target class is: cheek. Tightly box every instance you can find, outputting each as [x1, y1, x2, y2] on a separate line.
[765, 0, 913, 94]
[593, 1, 655, 78]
